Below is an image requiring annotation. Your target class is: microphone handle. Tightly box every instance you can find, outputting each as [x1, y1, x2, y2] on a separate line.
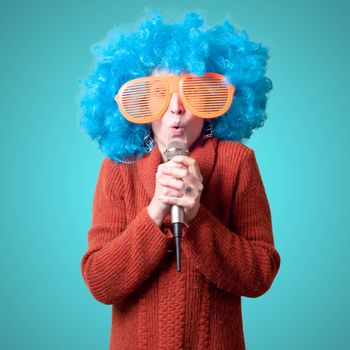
[172, 223, 182, 272]
[171, 205, 184, 272]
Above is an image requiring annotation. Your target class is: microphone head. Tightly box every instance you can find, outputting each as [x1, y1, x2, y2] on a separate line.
[164, 140, 189, 161]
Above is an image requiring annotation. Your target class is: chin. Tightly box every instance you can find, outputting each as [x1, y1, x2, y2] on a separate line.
[171, 135, 190, 146]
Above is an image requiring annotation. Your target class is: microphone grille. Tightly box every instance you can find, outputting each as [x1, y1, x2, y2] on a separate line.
[164, 140, 189, 161]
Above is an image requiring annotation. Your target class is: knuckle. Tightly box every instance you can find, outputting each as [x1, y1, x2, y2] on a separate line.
[165, 188, 173, 196]
[182, 169, 189, 177]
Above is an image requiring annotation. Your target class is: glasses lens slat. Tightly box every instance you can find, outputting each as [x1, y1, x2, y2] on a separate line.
[119, 79, 168, 121]
[181, 74, 233, 117]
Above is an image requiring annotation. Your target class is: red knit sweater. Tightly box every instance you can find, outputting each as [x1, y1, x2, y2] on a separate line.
[81, 137, 281, 349]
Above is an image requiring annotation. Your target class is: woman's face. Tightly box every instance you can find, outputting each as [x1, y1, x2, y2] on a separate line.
[150, 68, 204, 154]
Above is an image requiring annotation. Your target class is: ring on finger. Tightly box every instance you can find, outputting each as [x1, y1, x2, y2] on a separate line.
[184, 185, 193, 194]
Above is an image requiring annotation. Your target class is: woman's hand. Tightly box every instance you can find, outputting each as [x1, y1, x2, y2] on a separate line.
[147, 155, 203, 227]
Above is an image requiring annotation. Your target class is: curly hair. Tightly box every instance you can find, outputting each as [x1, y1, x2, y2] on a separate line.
[77, 10, 273, 163]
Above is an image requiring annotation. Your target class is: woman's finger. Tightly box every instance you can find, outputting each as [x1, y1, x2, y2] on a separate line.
[159, 195, 195, 208]
[160, 165, 189, 179]
[158, 175, 185, 191]
[160, 187, 183, 198]
[170, 156, 203, 182]
[181, 173, 203, 196]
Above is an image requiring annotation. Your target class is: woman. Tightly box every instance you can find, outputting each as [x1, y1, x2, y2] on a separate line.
[79, 11, 281, 349]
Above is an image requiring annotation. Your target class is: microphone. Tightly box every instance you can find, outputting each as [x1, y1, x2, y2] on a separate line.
[164, 140, 189, 272]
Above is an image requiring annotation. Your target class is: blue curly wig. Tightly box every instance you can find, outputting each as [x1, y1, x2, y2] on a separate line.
[78, 10, 273, 163]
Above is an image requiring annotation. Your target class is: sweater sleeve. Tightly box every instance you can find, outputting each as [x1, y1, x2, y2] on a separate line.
[80, 158, 172, 305]
[181, 149, 281, 298]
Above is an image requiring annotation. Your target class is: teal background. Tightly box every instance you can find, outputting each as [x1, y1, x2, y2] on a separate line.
[1, 0, 349, 349]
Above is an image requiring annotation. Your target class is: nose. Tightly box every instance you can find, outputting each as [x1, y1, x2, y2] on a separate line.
[169, 93, 185, 116]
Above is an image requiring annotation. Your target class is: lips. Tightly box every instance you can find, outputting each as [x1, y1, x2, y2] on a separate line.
[170, 122, 184, 128]
[170, 126, 185, 136]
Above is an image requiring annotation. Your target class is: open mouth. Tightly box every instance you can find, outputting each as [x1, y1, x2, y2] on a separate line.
[171, 126, 184, 135]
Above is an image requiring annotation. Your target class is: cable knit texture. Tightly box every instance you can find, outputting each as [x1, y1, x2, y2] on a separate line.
[81, 137, 281, 350]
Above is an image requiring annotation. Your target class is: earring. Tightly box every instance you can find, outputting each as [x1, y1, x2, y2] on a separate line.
[143, 125, 155, 153]
[201, 120, 214, 145]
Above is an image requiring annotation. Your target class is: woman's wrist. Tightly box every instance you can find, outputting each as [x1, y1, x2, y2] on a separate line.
[147, 204, 164, 227]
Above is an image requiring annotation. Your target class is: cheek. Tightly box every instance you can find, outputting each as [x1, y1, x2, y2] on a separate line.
[151, 120, 166, 140]
[151, 120, 161, 133]
[185, 119, 203, 143]
[191, 119, 204, 135]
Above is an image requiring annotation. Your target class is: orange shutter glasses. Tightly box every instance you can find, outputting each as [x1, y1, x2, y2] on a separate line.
[114, 72, 235, 124]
